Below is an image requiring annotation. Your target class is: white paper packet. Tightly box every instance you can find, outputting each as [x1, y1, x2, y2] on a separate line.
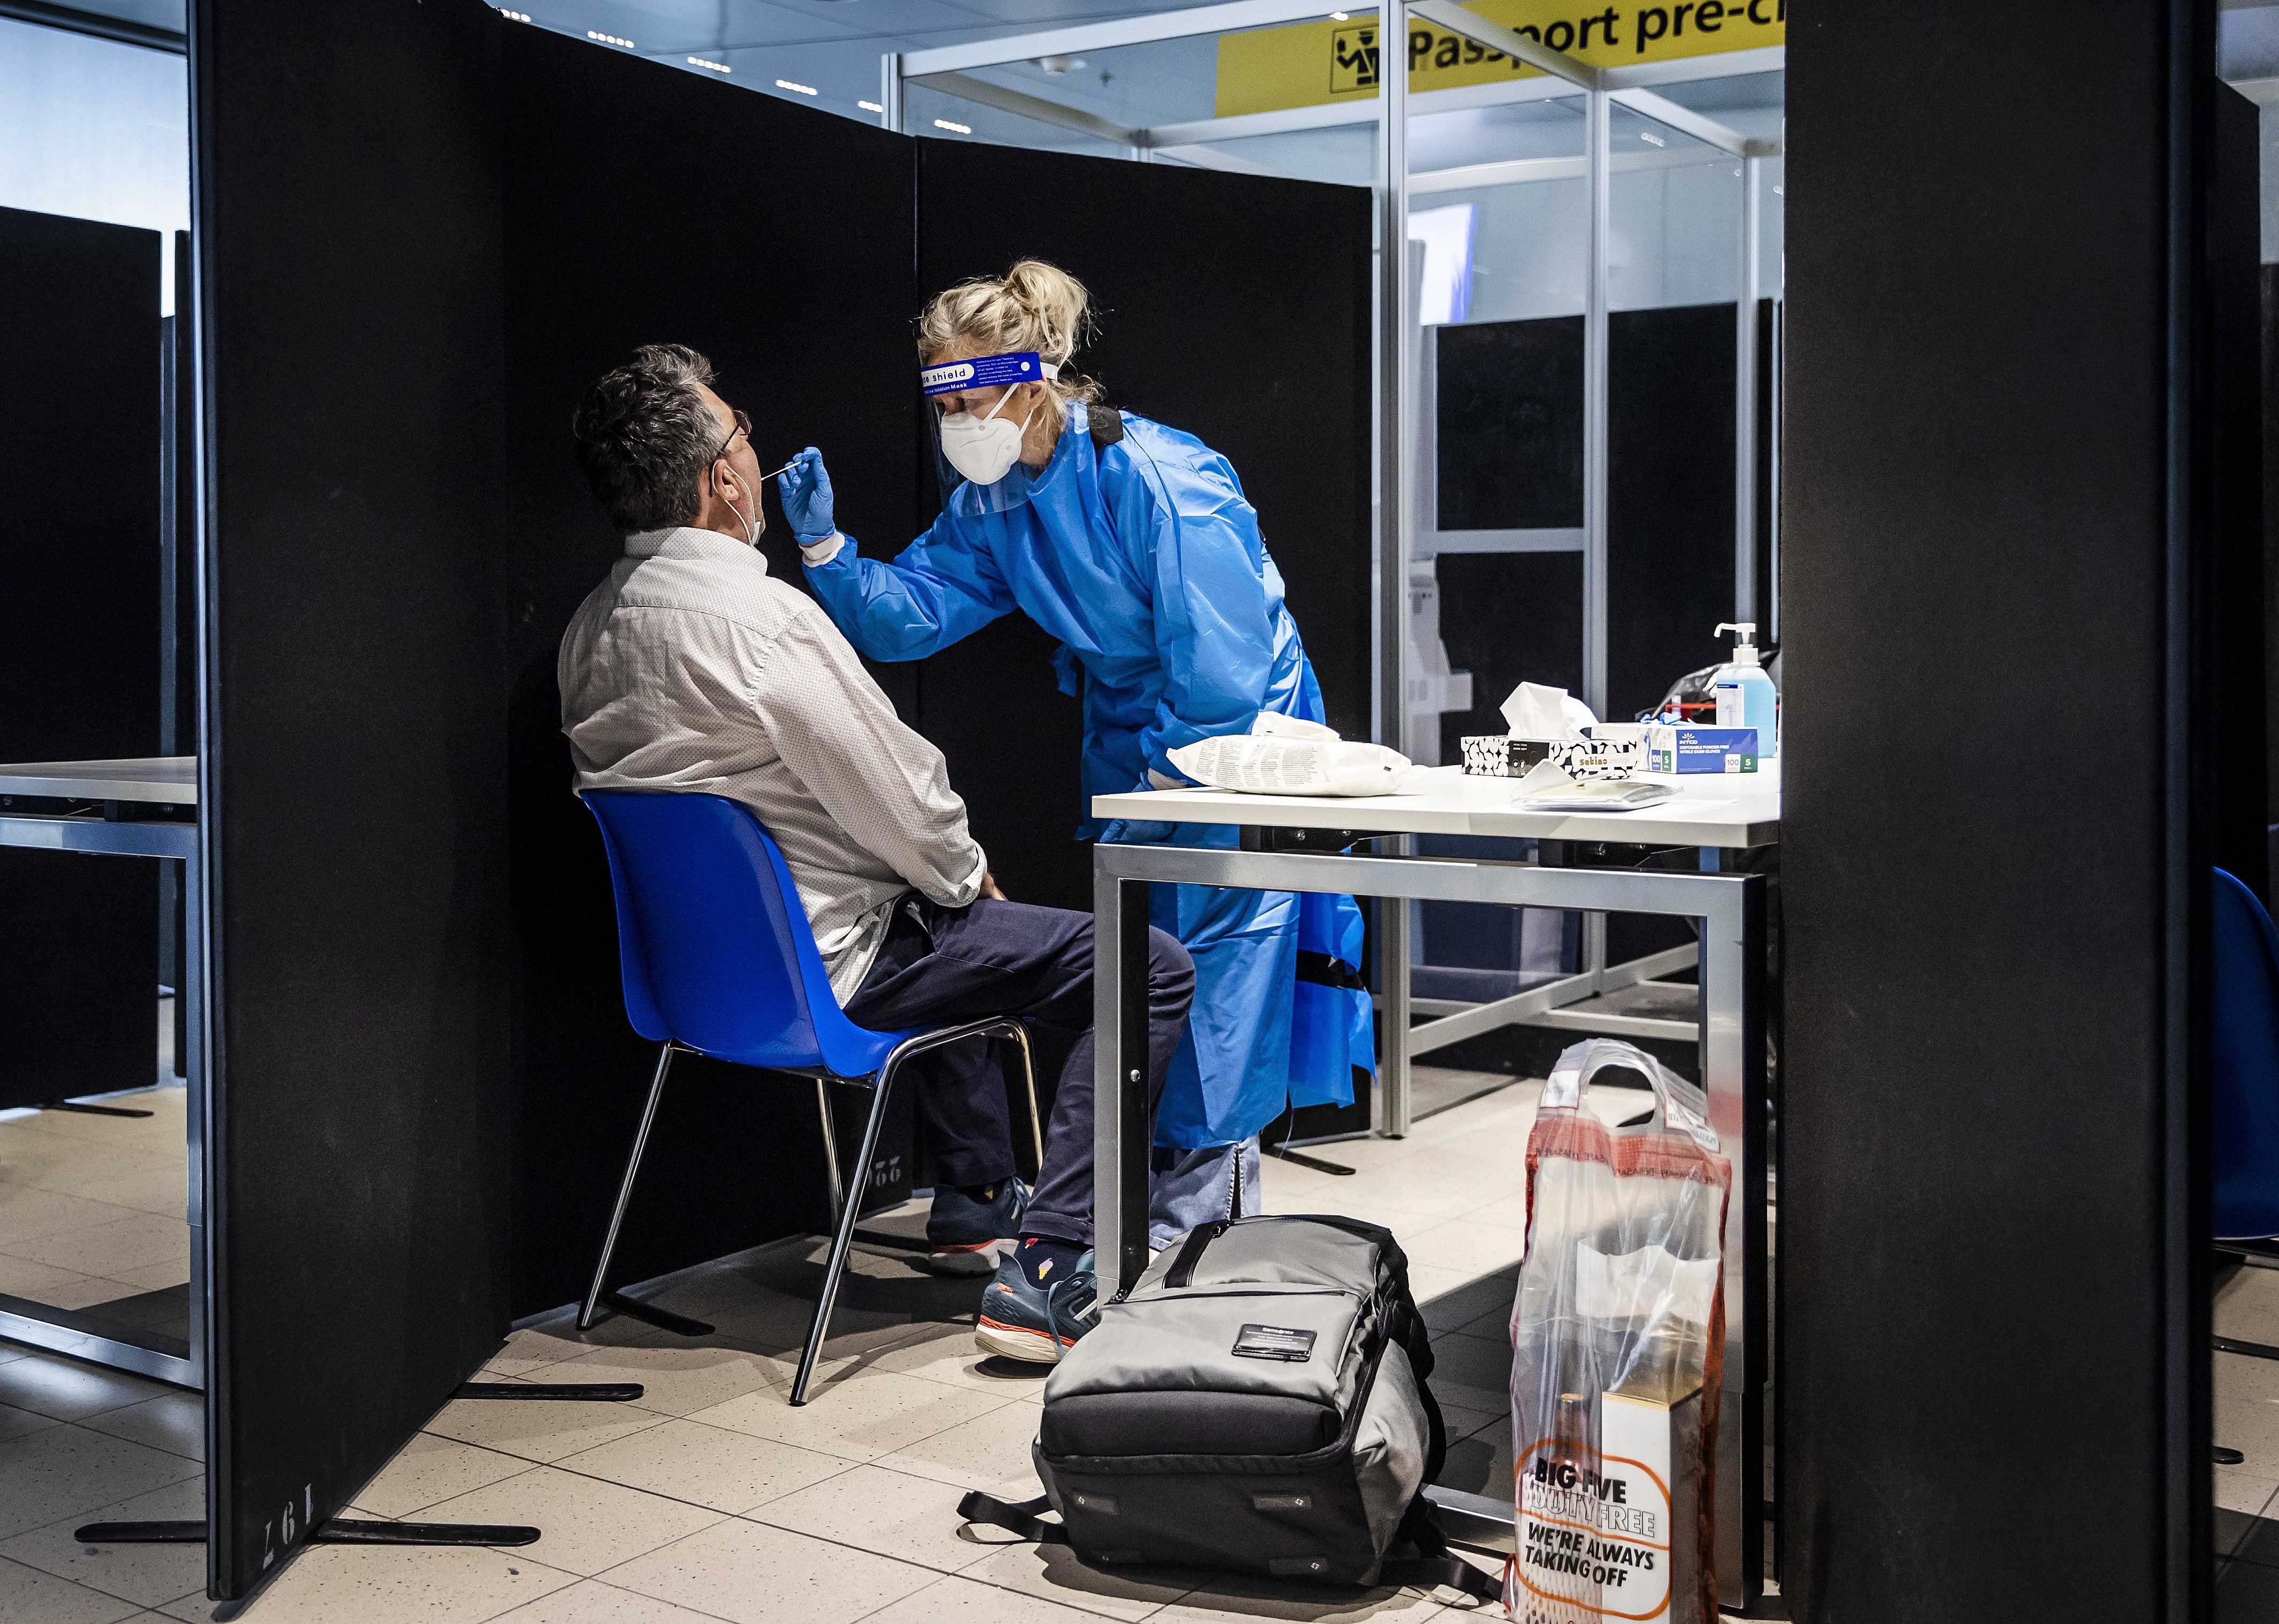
[1168, 717, 1418, 797]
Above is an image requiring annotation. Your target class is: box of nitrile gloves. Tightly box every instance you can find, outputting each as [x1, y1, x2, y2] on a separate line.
[1646, 725, 1758, 774]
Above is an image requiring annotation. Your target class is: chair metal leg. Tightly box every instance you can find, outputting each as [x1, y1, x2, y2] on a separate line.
[1004, 1020, 1045, 1181]
[579, 1043, 714, 1337]
[815, 1075, 847, 1228]
[791, 1064, 900, 1406]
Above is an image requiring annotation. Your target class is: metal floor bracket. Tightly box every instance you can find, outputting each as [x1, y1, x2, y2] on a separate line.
[595, 1289, 714, 1338]
[454, 1381, 645, 1403]
[75, 1518, 541, 1548]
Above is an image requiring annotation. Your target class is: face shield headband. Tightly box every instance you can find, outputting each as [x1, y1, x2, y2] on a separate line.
[921, 351, 1060, 398]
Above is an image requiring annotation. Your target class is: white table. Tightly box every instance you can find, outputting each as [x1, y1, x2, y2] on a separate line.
[0, 757, 198, 806]
[0, 757, 201, 1388]
[1087, 766, 1775, 1610]
[1095, 763, 1779, 848]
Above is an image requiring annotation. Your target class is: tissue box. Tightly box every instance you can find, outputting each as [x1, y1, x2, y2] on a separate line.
[1460, 736, 1553, 777]
[1647, 725, 1758, 774]
[1549, 735, 1642, 781]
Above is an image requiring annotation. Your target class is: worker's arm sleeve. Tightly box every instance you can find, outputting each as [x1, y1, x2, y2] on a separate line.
[802, 516, 1014, 663]
[750, 613, 987, 907]
[1125, 465, 1277, 782]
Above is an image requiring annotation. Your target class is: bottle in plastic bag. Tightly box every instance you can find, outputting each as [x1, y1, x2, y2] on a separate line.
[1506, 1039, 1730, 1624]
[1512, 1391, 1604, 1622]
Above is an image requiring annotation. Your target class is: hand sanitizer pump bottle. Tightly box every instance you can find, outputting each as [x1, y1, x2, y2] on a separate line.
[1711, 622, 1779, 759]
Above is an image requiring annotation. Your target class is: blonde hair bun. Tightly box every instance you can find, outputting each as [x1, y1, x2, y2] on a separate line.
[919, 259, 1102, 404]
[1000, 261, 1090, 365]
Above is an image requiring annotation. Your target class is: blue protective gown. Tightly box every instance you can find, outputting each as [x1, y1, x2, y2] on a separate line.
[804, 406, 1374, 1148]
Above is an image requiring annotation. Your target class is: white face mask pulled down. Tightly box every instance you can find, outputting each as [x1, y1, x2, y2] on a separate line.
[937, 384, 1044, 487]
[719, 466, 764, 547]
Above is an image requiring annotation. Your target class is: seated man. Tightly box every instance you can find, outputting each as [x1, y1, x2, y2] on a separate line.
[558, 345, 1192, 1363]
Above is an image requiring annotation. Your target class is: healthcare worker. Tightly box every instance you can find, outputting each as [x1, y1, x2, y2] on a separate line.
[781, 259, 1374, 1251]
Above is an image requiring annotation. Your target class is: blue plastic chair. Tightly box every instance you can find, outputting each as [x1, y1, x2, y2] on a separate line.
[579, 790, 1040, 1405]
[2215, 867, 2279, 1247]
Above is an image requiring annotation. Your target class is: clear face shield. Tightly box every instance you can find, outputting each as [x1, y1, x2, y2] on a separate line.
[922, 350, 1073, 515]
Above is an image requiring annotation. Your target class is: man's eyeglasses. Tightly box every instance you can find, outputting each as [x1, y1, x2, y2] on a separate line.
[709, 409, 751, 465]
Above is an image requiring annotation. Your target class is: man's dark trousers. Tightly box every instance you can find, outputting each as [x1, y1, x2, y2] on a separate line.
[841, 895, 1194, 1248]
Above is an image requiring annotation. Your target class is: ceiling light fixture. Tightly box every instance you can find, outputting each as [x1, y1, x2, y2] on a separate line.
[586, 29, 635, 48]
[934, 117, 972, 134]
[858, 99, 884, 113]
[688, 56, 730, 73]
[1639, 130, 1664, 146]
[498, 8, 531, 20]
[776, 78, 819, 95]
[1330, 9, 1348, 18]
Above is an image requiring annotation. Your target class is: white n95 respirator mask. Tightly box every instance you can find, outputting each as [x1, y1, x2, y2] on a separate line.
[937, 387, 1040, 486]
[922, 350, 1059, 488]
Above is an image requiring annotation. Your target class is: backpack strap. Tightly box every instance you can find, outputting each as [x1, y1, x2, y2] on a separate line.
[957, 1491, 1068, 1546]
[1377, 1499, 1504, 1606]
[963, 1489, 1500, 1605]
[1164, 1220, 1230, 1287]
[1388, 1281, 1451, 1488]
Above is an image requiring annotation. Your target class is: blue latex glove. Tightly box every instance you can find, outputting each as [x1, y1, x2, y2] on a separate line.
[778, 446, 835, 545]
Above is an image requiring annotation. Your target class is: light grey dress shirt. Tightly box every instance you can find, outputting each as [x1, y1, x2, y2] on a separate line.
[559, 525, 987, 1001]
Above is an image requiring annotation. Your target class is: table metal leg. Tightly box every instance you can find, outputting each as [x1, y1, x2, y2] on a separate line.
[1089, 839, 1772, 1610]
[1378, 840, 1412, 1138]
[1701, 873, 1767, 1609]
[1092, 866, 1152, 1295]
[0, 815, 201, 1389]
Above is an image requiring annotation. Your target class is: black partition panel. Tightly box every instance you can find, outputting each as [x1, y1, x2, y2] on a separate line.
[1607, 303, 1739, 722]
[0, 206, 161, 1109]
[194, 0, 509, 1598]
[1782, 1, 2203, 1616]
[188, 16, 1378, 1591]
[917, 143, 1372, 910]
[1437, 316, 1583, 531]
[497, 25, 924, 1312]
[1434, 305, 1769, 731]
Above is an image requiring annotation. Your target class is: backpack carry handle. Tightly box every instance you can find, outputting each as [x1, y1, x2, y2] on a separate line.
[958, 1492, 1068, 1545]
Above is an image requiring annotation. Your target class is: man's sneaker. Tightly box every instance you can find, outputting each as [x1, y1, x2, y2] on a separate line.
[924, 1178, 1029, 1276]
[975, 1245, 1098, 1365]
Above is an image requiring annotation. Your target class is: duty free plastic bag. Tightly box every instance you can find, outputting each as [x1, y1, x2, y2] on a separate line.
[1505, 1040, 1730, 1623]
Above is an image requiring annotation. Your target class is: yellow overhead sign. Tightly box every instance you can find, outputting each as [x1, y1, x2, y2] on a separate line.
[1215, 0, 1785, 118]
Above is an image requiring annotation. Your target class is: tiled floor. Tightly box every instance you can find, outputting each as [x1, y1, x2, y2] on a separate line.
[7, 1057, 2274, 1620]
[2215, 1499, 2279, 1619]
[0, 995, 191, 1322]
[2216, 1260, 2279, 1595]
[0, 1068, 1552, 1623]
[59, 1064, 2279, 1619]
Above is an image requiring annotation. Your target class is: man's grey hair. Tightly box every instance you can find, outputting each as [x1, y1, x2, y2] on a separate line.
[571, 344, 724, 535]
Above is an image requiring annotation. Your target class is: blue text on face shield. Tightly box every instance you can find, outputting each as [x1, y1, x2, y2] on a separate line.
[921, 351, 1045, 396]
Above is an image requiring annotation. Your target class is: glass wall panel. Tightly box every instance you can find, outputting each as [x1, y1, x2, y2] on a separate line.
[1403, 73, 1587, 1012]
[0, 17, 187, 309]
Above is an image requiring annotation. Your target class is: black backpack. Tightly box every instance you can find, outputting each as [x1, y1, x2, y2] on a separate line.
[960, 1214, 1500, 1604]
